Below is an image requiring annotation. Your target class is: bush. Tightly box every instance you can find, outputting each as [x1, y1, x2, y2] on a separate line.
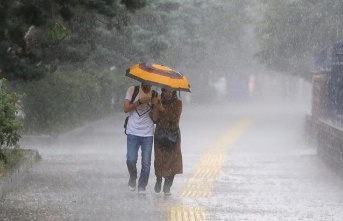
[0, 148, 41, 178]
[0, 79, 23, 147]
[0, 79, 23, 164]
[18, 69, 130, 134]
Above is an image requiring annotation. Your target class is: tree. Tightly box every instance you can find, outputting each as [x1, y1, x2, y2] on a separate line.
[0, 79, 23, 152]
[1, 0, 252, 134]
[0, 0, 146, 81]
[255, 0, 343, 79]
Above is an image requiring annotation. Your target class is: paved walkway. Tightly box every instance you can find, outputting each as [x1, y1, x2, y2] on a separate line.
[0, 103, 343, 221]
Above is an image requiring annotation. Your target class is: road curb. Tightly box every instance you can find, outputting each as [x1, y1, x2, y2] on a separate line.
[0, 149, 39, 200]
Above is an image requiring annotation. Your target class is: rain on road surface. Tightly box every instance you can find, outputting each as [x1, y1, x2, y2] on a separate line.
[1, 101, 343, 221]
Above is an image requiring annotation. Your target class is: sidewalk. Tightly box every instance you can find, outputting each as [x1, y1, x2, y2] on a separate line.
[0, 103, 343, 221]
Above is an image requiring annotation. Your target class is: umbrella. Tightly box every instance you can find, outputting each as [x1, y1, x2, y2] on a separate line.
[125, 63, 191, 92]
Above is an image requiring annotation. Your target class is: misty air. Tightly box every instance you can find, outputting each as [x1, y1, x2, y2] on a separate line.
[1, 0, 343, 220]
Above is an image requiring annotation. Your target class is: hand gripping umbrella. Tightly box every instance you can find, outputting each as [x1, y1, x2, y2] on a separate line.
[125, 63, 191, 92]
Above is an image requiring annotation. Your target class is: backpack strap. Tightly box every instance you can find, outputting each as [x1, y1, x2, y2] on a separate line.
[131, 85, 140, 103]
[125, 85, 139, 135]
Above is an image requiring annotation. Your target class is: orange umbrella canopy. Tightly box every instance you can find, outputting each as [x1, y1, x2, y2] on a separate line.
[125, 63, 191, 92]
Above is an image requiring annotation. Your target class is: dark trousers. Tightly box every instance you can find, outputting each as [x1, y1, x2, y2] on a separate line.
[156, 175, 174, 192]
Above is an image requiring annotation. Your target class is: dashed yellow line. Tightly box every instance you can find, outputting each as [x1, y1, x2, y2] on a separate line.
[167, 118, 253, 221]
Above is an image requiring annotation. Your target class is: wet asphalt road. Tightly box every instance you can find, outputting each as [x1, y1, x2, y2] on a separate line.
[1, 102, 343, 221]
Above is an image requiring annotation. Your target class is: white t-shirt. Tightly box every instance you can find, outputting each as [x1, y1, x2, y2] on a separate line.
[125, 86, 154, 137]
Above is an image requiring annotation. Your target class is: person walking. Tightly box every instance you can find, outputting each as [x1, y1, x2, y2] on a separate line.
[124, 83, 157, 194]
[151, 88, 183, 195]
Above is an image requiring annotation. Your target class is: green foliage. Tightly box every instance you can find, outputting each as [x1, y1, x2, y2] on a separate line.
[18, 69, 128, 134]
[0, 79, 23, 149]
[46, 21, 69, 42]
[121, 0, 147, 11]
[1, 0, 252, 135]
[34, 150, 42, 162]
[0, 148, 25, 168]
[0, 0, 134, 82]
[0, 149, 40, 176]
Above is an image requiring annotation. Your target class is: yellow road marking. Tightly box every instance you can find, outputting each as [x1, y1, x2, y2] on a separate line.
[199, 154, 225, 167]
[179, 118, 252, 196]
[179, 181, 213, 197]
[168, 207, 206, 221]
[167, 118, 253, 221]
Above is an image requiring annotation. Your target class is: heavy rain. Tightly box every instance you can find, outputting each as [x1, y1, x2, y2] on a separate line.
[1, 0, 343, 220]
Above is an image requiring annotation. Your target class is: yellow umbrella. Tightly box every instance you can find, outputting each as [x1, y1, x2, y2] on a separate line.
[125, 63, 191, 92]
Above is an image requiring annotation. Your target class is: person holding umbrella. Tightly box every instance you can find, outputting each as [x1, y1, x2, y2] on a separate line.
[151, 88, 183, 195]
[124, 62, 190, 195]
[124, 82, 158, 194]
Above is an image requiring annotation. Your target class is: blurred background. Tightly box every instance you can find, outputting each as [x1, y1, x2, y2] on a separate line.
[1, 0, 342, 135]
